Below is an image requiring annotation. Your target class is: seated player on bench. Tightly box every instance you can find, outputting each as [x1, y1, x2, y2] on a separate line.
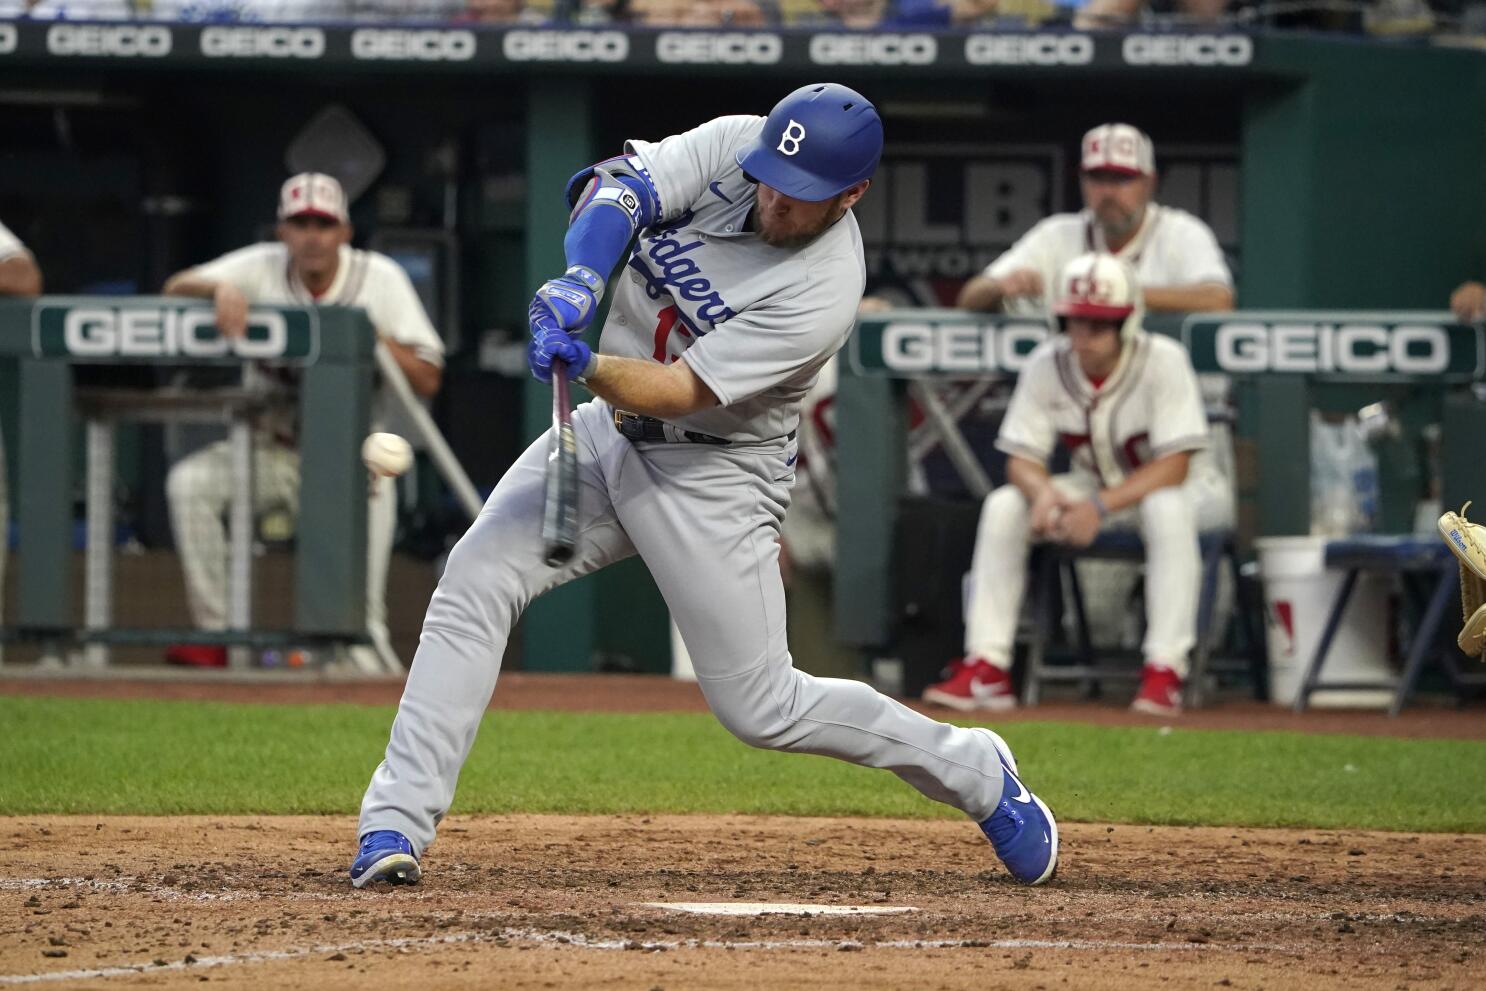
[923, 252, 1234, 716]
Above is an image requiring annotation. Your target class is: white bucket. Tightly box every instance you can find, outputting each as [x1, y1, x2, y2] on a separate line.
[1255, 535, 1394, 708]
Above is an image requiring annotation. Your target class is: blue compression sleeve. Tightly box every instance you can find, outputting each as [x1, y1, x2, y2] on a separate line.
[561, 167, 658, 289]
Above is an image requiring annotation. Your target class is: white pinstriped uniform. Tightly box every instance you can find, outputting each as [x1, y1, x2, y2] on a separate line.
[165, 242, 443, 663]
[964, 330, 1234, 677]
[986, 204, 1233, 318]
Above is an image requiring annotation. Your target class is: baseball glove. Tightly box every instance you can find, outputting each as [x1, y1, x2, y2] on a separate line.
[1438, 501, 1486, 657]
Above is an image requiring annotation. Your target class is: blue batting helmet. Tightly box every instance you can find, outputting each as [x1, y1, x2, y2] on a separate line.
[735, 83, 883, 202]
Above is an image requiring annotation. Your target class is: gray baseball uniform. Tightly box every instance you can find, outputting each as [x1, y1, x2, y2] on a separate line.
[358, 115, 1007, 853]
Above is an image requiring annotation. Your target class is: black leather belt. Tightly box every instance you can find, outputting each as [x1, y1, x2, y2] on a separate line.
[612, 410, 798, 446]
[614, 410, 732, 445]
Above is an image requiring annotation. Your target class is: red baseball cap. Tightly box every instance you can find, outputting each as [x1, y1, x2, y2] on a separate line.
[1080, 124, 1155, 177]
[278, 172, 349, 223]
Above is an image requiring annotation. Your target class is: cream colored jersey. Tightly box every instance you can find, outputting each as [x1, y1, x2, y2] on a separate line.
[189, 242, 444, 433]
[996, 330, 1212, 488]
[191, 242, 444, 367]
[985, 204, 1231, 316]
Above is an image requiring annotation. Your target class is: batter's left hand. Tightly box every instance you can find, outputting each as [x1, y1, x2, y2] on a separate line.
[528, 314, 592, 384]
[1053, 498, 1102, 548]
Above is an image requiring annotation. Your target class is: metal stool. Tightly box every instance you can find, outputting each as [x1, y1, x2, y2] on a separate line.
[1022, 530, 1265, 708]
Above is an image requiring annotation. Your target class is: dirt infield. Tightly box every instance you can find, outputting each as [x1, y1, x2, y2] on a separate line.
[3, 814, 1482, 990]
[3, 674, 1483, 988]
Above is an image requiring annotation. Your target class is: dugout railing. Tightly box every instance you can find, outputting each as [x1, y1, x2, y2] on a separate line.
[0, 297, 375, 670]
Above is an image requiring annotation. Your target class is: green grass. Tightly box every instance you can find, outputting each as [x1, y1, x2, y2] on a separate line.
[1, 696, 1482, 832]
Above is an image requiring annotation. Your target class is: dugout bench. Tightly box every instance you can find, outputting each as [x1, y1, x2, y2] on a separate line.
[0, 297, 375, 670]
[836, 309, 1486, 712]
[1292, 536, 1486, 716]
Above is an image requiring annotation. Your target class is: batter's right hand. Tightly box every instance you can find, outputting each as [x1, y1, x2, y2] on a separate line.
[213, 283, 248, 338]
[1000, 268, 1044, 300]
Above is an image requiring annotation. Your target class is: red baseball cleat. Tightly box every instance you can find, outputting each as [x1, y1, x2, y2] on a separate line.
[165, 644, 227, 668]
[922, 656, 1017, 711]
[1131, 664, 1184, 716]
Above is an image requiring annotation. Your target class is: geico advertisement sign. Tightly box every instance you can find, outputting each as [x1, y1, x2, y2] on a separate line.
[59, 308, 289, 359]
[878, 321, 1046, 373]
[655, 31, 781, 64]
[965, 33, 1093, 66]
[47, 24, 171, 57]
[201, 27, 325, 59]
[351, 29, 475, 60]
[810, 33, 936, 65]
[1122, 34, 1252, 66]
[502, 30, 628, 61]
[1212, 323, 1449, 374]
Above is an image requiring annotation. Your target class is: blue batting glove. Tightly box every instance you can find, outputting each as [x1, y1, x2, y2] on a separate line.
[530, 265, 603, 334]
[528, 313, 592, 384]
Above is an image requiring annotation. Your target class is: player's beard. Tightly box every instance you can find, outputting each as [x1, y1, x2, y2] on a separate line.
[1094, 201, 1143, 244]
[753, 196, 848, 250]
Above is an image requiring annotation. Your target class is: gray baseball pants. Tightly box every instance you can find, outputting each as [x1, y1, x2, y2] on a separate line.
[359, 399, 1006, 853]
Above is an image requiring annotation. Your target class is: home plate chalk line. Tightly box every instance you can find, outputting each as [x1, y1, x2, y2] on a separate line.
[642, 902, 918, 916]
[1, 913, 1282, 986]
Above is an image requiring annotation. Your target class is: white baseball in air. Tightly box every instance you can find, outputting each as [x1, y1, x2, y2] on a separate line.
[362, 432, 413, 477]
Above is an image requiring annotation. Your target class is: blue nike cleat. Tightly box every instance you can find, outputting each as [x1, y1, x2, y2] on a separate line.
[976, 728, 1059, 885]
[350, 830, 422, 888]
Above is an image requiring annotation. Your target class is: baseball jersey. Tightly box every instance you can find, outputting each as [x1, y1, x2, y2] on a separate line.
[0, 220, 25, 262]
[996, 330, 1212, 488]
[188, 242, 444, 431]
[985, 205, 1231, 316]
[605, 115, 866, 444]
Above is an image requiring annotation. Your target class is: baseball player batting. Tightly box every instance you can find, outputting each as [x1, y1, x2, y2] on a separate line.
[924, 253, 1234, 716]
[350, 83, 1057, 889]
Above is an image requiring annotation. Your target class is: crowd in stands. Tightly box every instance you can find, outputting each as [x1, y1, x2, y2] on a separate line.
[0, 0, 1475, 33]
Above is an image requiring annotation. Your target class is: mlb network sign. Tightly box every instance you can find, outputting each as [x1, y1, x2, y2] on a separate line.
[1183, 313, 1483, 380]
[32, 302, 319, 362]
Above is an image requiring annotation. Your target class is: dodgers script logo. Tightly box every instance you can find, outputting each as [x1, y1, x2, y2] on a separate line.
[628, 210, 736, 329]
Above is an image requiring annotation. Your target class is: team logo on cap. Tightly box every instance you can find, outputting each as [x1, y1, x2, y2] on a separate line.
[776, 120, 806, 156]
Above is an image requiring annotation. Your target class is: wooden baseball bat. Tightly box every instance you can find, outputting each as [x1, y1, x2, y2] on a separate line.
[541, 360, 579, 566]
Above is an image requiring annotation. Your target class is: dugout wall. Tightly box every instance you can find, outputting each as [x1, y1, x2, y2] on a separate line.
[1, 27, 1483, 672]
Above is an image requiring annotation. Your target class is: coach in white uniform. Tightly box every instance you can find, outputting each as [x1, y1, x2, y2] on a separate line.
[957, 123, 1234, 317]
[0, 218, 44, 657]
[161, 174, 444, 671]
[927, 254, 1233, 716]
[348, 84, 1059, 891]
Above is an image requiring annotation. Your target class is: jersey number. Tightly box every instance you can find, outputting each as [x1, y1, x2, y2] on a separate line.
[650, 305, 692, 364]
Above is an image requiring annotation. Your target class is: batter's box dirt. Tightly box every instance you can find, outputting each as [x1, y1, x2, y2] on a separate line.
[2, 814, 1481, 990]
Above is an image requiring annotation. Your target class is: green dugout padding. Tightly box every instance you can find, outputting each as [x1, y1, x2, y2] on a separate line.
[0, 297, 373, 642]
[519, 80, 672, 675]
[837, 310, 1486, 650]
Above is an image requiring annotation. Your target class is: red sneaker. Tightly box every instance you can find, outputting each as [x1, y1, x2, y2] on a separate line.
[165, 644, 227, 668]
[922, 656, 1017, 711]
[1131, 664, 1184, 716]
